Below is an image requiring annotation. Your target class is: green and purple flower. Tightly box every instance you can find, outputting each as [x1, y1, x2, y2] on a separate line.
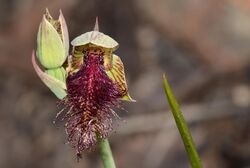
[32, 9, 134, 157]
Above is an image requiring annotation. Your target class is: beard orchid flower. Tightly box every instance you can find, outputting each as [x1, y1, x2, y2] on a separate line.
[32, 9, 135, 157]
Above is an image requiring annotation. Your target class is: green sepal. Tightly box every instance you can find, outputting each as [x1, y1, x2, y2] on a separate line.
[58, 9, 69, 58]
[71, 31, 119, 50]
[32, 51, 67, 99]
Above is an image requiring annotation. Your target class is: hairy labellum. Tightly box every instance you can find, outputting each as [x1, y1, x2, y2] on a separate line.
[62, 48, 123, 155]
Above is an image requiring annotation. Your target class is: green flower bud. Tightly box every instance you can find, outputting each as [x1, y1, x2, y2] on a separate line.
[45, 67, 66, 83]
[32, 51, 67, 99]
[37, 9, 69, 69]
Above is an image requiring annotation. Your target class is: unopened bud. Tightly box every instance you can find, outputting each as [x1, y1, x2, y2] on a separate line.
[37, 9, 69, 69]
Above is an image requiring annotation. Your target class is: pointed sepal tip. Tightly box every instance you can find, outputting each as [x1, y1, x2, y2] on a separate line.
[94, 16, 99, 31]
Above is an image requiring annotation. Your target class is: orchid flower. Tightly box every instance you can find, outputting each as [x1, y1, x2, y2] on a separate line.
[32, 9, 134, 158]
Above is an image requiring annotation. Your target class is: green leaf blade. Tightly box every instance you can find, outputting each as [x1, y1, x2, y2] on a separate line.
[163, 74, 202, 168]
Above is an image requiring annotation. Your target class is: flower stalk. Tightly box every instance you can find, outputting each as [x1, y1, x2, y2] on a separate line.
[163, 74, 202, 168]
[97, 136, 116, 168]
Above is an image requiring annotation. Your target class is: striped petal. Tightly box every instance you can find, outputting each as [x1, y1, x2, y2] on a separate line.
[105, 54, 135, 102]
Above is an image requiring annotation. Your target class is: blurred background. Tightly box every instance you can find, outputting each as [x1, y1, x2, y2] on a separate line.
[0, 0, 250, 167]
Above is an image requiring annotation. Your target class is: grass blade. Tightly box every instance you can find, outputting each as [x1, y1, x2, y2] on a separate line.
[163, 74, 202, 168]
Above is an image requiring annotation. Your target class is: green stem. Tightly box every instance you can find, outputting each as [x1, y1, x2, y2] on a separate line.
[163, 74, 202, 168]
[97, 136, 116, 168]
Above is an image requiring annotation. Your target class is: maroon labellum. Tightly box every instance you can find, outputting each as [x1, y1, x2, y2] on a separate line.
[62, 47, 124, 156]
